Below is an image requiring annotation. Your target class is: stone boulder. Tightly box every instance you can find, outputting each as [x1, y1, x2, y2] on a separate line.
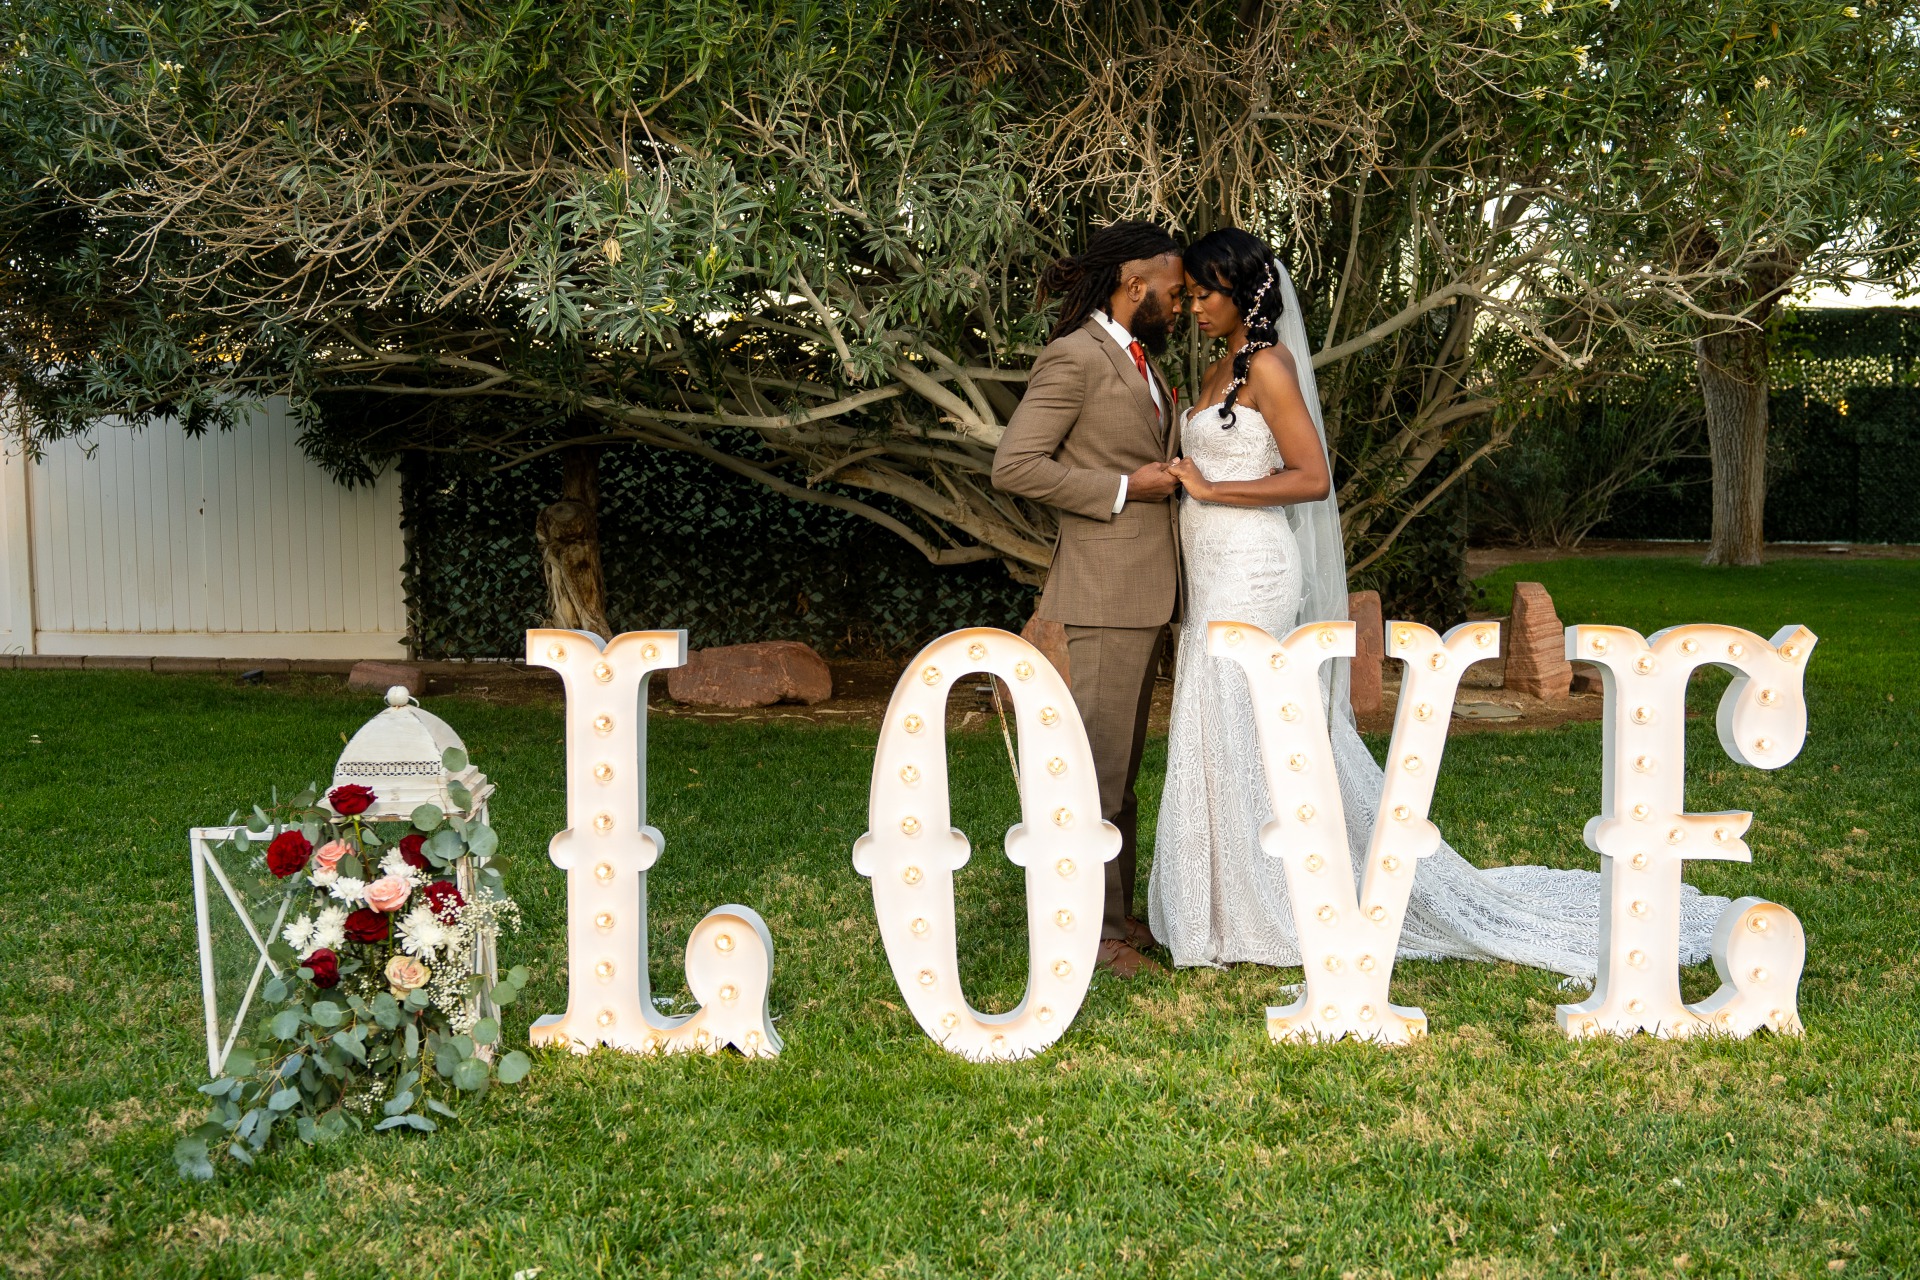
[667, 641, 832, 708]
[1021, 613, 1071, 687]
[1347, 590, 1384, 715]
[1503, 582, 1572, 700]
[348, 660, 425, 697]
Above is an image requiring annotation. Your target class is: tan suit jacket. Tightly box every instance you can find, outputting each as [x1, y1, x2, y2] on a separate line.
[992, 318, 1182, 628]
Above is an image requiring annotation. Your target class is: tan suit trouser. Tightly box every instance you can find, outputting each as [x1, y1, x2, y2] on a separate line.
[1064, 624, 1164, 939]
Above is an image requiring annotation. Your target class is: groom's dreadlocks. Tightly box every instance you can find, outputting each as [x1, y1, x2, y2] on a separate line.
[1039, 221, 1182, 343]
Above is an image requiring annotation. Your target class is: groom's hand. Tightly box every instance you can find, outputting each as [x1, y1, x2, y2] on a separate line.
[1127, 461, 1179, 502]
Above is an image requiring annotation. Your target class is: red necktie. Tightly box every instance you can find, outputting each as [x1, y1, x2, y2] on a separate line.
[1128, 340, 1159, 421]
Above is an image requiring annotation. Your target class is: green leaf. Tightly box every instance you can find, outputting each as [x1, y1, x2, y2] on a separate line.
[471, 1017, 499, 1046]
[373, 993, 402, 1029]
[310, 1001, 344, 1028]
[496, 1050, 532, 1085]
[173, 1136, 214, 1182]
[268, 1086, 300, 1112]
[507, 966, 530, 987]
[452, 1057, 491, 1091]
[382, 1090, 415, 1117]
[358, 825, 382, 847]
[340, 854, 364, 881]
[442, 746, 469, 771]
[404, 1022, 420, 1058]
[447, 781, 473, 812]
[411, 803, 445, 831]
[490, 984, 518, 1008]
[425, 828, 464, 864]
[296, 1114, 318, 1145]
[451, 1034, 475, 1060]
[269, 1009, 305, 1040]
[465, 822, 499, 860]
[263, 973, 290, 1002]
[225, 1047, 258, 1077]
[426, 1097, 460, 1119]
[405, 986, 432, 1011]
[375, 1113, 436, 1132]
[227, 1140, 255, 1167]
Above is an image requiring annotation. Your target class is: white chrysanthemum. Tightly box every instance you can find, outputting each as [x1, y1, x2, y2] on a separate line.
[328, 876, 367, 905]
[378, 849, 428, 885]
[282, 914, 315, 950]
[312, 905, 349, 951]
[310, 866, 339, 888]
[397, 905, 452, 958]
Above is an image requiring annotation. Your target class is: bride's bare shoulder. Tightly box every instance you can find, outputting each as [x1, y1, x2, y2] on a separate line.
[1251, 343, 1299, 382]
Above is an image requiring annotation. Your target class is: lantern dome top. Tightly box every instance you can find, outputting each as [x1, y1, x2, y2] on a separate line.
[330, 687, 491, 819]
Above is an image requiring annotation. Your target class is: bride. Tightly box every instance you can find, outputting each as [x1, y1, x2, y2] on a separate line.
[1146, 227, 1727, 976]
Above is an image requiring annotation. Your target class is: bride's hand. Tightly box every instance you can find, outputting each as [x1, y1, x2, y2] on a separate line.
[1166, 456, 1211, 500]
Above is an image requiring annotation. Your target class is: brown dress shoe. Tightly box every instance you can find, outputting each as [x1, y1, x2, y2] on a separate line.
[1123, 917, 1158, 951]
[1095, 938, 1166, 979]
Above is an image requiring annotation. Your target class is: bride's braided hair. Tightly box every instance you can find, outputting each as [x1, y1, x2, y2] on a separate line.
[1039, 221, 1181, 342]
[1182, 228, 1286, 429]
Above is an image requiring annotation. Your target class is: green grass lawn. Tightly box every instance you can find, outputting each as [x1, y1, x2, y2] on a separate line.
[2, 557, 1916, 1278]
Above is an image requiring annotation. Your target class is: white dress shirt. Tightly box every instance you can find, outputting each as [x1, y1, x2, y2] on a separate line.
[1091, 310, 1164, 512]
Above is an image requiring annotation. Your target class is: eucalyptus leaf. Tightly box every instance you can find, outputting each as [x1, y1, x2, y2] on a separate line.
[425, 827, 464, 864]
[442, 746, 469, 771]
[452, 1057, 490, 1091]
[465, 822, 500, 860]
[383, 1090, 416, 1117]
[227, 1140, 255, 1167]
[508, 965, 530, 987]
[411, 803, 444, 831]
[310, 1001, 344, 1028]
[226, 1048, 258, 1076]
[268, 1087, 300, 1112]
[426, 1097, 460, 1119]
[359, 825, 382, 847]
[471, 1017, 499, 1046]
[490, 984, 518, 1008]
[447, 781, 473, 812]
[405, 986, 431, 1011]
[297, 1115, 318, 1145]
[269, 1009, 304, 1040]
[496, 1050, 532, 1085]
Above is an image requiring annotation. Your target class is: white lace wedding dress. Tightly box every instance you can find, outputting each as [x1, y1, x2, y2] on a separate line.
[1146, 403, 1729, 977]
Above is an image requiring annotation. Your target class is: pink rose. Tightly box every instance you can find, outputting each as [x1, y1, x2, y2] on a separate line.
[363, 874, 413, 913]
[312, 839, 352, 872]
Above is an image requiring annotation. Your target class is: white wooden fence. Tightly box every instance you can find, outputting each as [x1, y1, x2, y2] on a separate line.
[0, 401, 408, 658]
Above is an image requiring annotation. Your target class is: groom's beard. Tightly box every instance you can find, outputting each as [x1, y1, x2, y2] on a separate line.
[1130, 295, 1176, 355]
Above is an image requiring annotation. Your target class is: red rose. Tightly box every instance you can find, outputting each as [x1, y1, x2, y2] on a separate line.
[265, 830, 312, 878]
[329, 784, 377, 816]
[344, 908, 390, 943]
[398, 832, 430, 871]
[303, 948, 340, 988]
[423, 880, 465, 923]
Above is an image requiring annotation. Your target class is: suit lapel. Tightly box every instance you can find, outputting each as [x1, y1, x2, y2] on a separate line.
[1084, 318, 1162, 439]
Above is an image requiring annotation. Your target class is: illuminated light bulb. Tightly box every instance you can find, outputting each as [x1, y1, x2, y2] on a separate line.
[900, 816, 922, 836]
[719, 983, 739, 1002]
[1055, 909, 1074, 928]
[1784, 643, 1801, 660]
[1280, 702, 1300, 721]
[1428, 653, 1448, 671]
[1727, 642, 1745, 659]
[1475, 629, 1495, 648]
[1628, 949, 1645, 967]
[1324, 956, 1342, 972]
[1759, 688, 1778, 706]
[911, 917, 929, 936]
[594, 862, 615, 882]
[1052, 959, 1073, 979]
[1225, 627, 1243, 645]
[594, 912, 614, 931]
[1014, 661, 1034, 681]
[645, 1035, 661, 1053]
[1632, 706, 1652, 724]
[1633, 755, 1655, 773]
[940, 1012, 960, 1031]
[1681, 638, 1699, 654]
[1039, 707, 1059, 726]
[1268, 652, 1287, 669]
[1056, 858, 1075, 877]
[547, 643, 567, 661]
[595, 961, 615, 979]
[715, 933, 735, 953]
[1047, 757, 1067, 776]
[1392, 805, 1411, 821]
[1402, 754, 1423, 773]
[1287, 753, 1308, 771]
[1304, 853, 1325, 872]
[1052, 807, 1073, 827]
[1755, 737, 1773, 752]
[900, 765, 920, 785]
[1415, 703, 1434, 721]
[1367, 905, 1387, 922]
[1717, 1011, 1732, 1024]
[1321, 1005, 1340, 1021]
[1713, 827, 1730, 844]
[1315, 904, 1336, 923]
[902, 866, 923, 885]
[922, 665, 942, 685]
[1382, 855, 1401, 873]
[1627, 998, 1645, 1014]
[1395, 627, 1413, 647]
[1630, 900, 1649, 917]
[554, 1033, 570, 1049]
[640, 642, 660, 661]
[1590, 636, 1610, 654]
[1667, 827, 1685, 845]
[918, 969, 936, 986]
[967, 642, 987, 661]
[1037, 1006, 1054, 1023]
[1357, 954, 1376, 972]
[904, 714, 925, 734]
[1634, 655, 1656, 675]
[1317, 628, 1337, 647]
[1751, 966, 1770, 983]
[746, 1030, 763, 1049]
[992, 1034, 1008, 1052]
[1582, 1019, 1597, 1033]
[593, 762, 615, 782]
[1749, 916, 1770, 933]
[593, 661, 614, 683]
[593, 714, 614, 735]
[1630, 852, 1648, 870]
[1359, 1005, 1377, 1022]
[597, 1009, 615, 1027]
[1296, 804, 1315, 822]
[695, 1029, 712, 1049]
[1769, 1009, 1785, 1023]
[1631, 803, 1650, 820]
[594, 812, 615, 833]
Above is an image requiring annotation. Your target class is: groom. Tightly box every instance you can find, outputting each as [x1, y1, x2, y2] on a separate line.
[992, 222, 1186, 979]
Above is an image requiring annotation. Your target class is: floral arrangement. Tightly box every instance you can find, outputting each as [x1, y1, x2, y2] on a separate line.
[177, 763, 531, 1180]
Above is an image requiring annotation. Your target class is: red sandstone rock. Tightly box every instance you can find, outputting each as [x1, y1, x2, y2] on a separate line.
[1021, 614, 1071, 687]
[667, 641, 832, 707]
[1348, 590, 1384, 716]
[1503, 582, 1572, 700]
[348, 660, 425, 696]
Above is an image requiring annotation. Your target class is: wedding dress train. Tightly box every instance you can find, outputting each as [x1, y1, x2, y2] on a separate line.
[1145, 403, 1729, 977]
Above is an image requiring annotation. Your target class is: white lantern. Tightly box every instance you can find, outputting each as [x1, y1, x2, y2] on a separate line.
[329, 686, 493, 819]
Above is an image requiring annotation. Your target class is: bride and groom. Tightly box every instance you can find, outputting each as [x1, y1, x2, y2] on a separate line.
[993, 221, 1728, 981]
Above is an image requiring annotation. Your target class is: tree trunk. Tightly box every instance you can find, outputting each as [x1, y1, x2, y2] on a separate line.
[535, 444, 612, 636]
[1695, 324, 1770, 567]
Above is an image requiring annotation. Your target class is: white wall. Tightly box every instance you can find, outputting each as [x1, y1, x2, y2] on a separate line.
[2, 401, 408, 658]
